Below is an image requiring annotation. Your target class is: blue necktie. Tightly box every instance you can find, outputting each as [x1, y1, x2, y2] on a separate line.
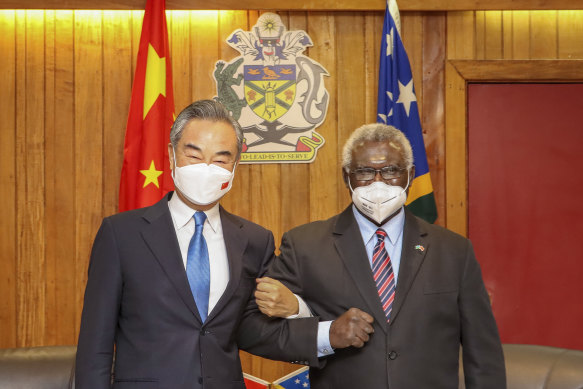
[186, 211, 210, 322]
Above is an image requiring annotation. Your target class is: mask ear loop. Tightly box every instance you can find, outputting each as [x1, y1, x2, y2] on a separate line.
[401, 169, 411, 195]
[171, 147, 178, 180]
[345, 168, 355, 193]
[388, 169, 411, 201]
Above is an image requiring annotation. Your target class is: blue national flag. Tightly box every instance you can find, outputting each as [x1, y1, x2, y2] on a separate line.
[377, 0, 438, 223]
[272, 366, 310, 389]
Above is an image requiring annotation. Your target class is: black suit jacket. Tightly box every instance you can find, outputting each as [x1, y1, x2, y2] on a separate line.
[262, 206, 506, 389]
[75, 193, 315, 389]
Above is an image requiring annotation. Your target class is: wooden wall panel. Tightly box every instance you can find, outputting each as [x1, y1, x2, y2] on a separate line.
[44, 9, 57, 346]
[447, 11, 475, 60]
[363, 13, 378, 123]
[189, 10, 220, 100]
[103, 11, 132, 217]
[0, 9, 17, 349]
[278, 12, 306, 241]
[17, 10, 46, 347]
[444, 61, 467, 236]
[170, 10, 192, 112]
[5, 0, 583, 11]
[531, 11, 558, 58]
[307, 12, 339, 222]
[484, 11, 503, 59]
[218, 11, 251, 220]
[73, 11, 104, 335]
[558, 10, 583, 58]
[421, 13, 446, 226]
[402, 13, 424, 116]
[44, 10, 77, 346]
[335, 12, 368, 211]
[513, 11, 531, 59]
[2, 6, 583, 383]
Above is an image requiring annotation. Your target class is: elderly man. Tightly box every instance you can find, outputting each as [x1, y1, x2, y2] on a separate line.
[254, 123, 506, 388]
[75, 100, 318, 389]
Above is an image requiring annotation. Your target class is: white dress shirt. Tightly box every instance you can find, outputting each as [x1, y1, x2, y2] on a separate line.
[168, 193, 230, 317]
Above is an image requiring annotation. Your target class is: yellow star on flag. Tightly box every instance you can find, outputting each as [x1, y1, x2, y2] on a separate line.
[143, 43, 166, 119]
[140, 160, 163, 188]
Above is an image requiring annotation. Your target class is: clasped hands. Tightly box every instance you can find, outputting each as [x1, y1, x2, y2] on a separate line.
[255, 277, 374, 349]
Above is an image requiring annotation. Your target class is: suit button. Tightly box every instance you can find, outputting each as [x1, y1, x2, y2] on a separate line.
[198, 377, 203, 384]
[388, 351, 398, 360]
[200, 330, 205, 336]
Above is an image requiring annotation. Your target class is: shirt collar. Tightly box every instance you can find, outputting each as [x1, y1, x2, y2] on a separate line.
[352, 204, 405, 247]
[168, 192, 221, 233]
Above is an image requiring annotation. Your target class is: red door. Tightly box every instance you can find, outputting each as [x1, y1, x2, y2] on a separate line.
[468, 83, 583, 349]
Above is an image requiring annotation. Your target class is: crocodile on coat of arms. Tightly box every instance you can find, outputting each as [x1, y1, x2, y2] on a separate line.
[214, 58, 246, 121]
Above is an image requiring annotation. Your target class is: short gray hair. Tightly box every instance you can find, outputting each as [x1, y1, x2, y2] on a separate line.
[170, 99, 244, 157]
[341, 123, 414, 171]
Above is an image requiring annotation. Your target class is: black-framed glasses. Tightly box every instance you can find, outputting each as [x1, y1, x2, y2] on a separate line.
[350, 166, 407, 181]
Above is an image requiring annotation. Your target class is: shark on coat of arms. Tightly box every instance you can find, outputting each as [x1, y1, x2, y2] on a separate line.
[213, 13, 329, 163]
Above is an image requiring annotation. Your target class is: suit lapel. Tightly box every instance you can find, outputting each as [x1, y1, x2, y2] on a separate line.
[205, 206, 247, 323]
[334, 207, 389, 333]
[140, 194, 202, 322]
[389, 209, 429, 325]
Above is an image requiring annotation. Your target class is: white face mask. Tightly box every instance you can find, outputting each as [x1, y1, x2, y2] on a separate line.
[349, 172, 409, 224]
[171, 149, 236, 206]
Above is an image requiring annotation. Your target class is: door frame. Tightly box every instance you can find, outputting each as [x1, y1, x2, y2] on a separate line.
[445, 59, 583, 235]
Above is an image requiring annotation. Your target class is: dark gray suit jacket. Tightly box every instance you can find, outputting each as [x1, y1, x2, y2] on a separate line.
[263, 206, 506, 389]
[75, 193, 316, 389]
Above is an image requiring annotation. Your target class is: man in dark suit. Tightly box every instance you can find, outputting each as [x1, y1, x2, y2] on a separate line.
[254, 123, 506, 388]
[75, 100, 317, 389]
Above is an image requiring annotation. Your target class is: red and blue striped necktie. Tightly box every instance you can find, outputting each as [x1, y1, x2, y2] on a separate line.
[372, 229, 396, 322]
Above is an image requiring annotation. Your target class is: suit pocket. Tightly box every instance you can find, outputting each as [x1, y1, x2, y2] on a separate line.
[113, 378, 158, 389]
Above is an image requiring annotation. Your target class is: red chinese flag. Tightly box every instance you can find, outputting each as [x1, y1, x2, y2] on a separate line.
[119, 0, 175, 212]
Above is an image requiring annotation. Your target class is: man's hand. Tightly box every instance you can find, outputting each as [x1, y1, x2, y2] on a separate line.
[329, 308, 374, 349]
[255, 277, 299, 318]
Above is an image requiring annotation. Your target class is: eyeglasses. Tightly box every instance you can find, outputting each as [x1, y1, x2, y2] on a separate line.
[350, 166, 407, 181]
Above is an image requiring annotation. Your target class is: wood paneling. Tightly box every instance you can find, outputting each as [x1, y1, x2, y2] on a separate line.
[74, 10, 104, 336]
[444, 61, 468, 236]
[4, 0, 583, 11]
[45, 10, 77, 346]
[219, 11, 251, 220]
[451, 59, 583, 80]
[103, 11, 132, 217]
[307, 12, 339, 222]
[2, 6, 583, 384]
[421, 13, 446, 226]
[531, 11, 558, 58]
[278, 12, 306, 242]
[335, 12, 368, 210]
[17, 9, 46, 347]
[0, 9, 17, 349]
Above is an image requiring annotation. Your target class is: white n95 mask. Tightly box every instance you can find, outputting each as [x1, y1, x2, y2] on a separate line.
[350, 174, 409, 224]
[171, 150, 236, 206]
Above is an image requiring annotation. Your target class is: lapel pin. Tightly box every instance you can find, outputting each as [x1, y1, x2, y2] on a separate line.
[415, 244, 425, 252]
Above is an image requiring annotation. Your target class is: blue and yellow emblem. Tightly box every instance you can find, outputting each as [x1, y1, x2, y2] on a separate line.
[244, 65, 296, 122]
[213, 13, 329, 163]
